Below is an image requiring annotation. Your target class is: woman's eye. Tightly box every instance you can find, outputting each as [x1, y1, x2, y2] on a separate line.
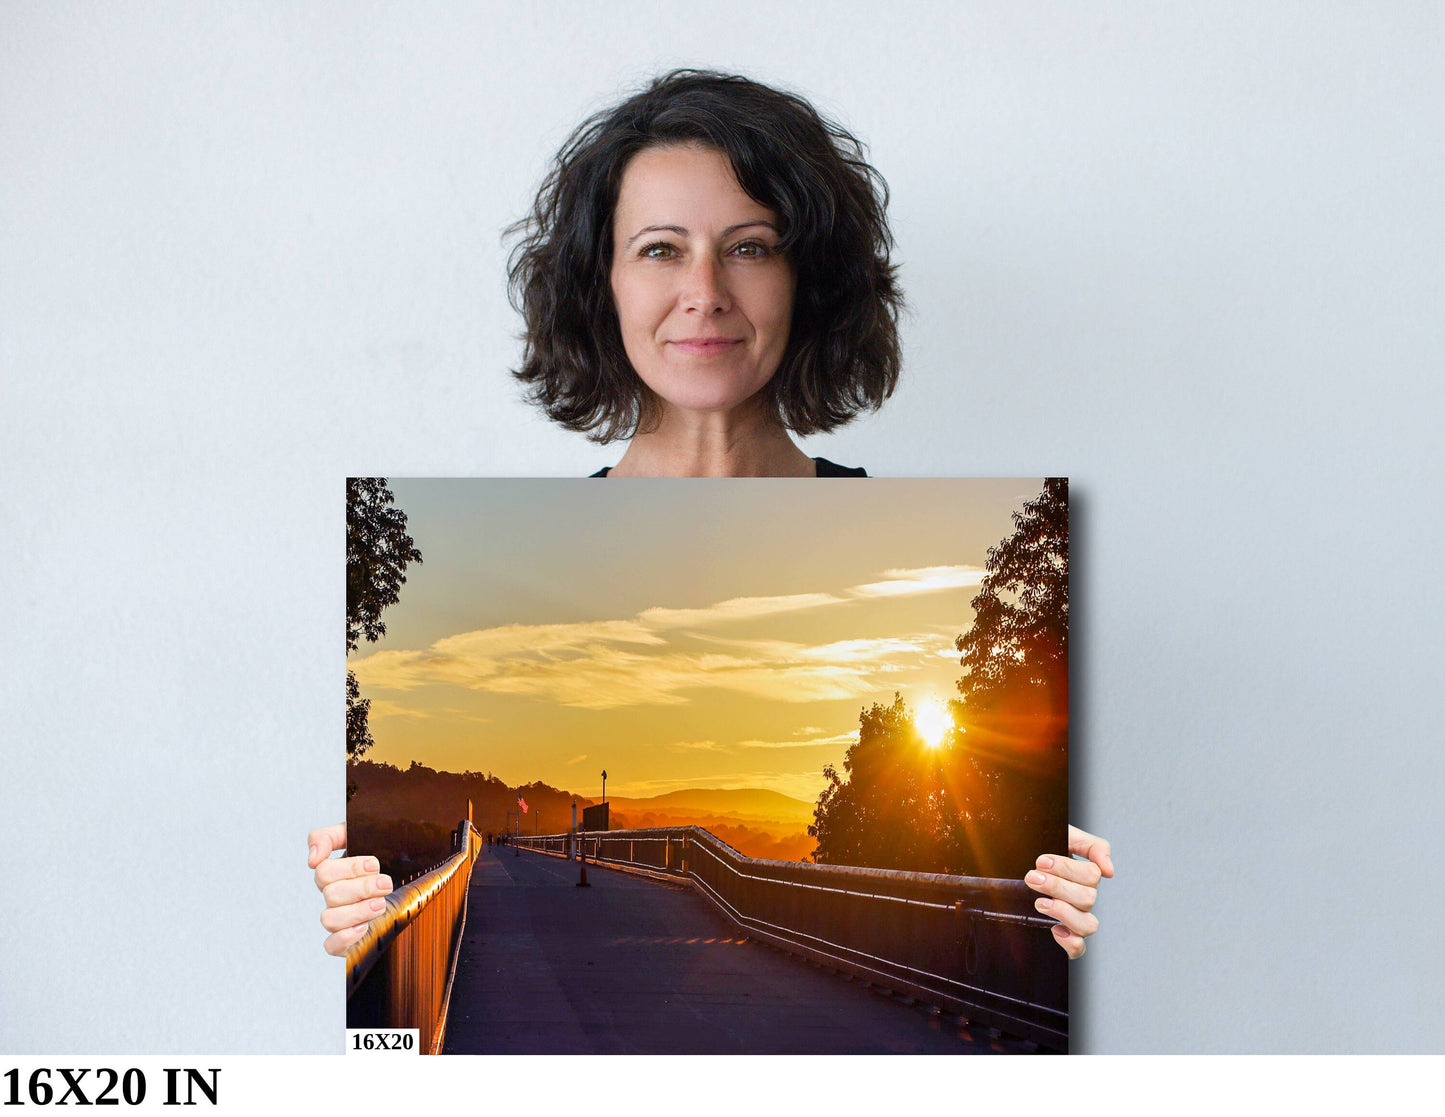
[639, 242, 676, 259]
[731, 241, 770, 258]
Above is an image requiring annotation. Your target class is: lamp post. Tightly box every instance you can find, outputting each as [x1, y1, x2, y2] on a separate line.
[602, 769, 607, 804]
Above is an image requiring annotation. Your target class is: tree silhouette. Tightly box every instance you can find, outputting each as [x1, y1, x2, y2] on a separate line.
[948, 477, 1068, 875]
[809, 479, 1069, 877]
[346, 478, 422, 770]
[810, 693, 953, 871]
[955, 477, 1068, 708]
[346, 670, 373, 761]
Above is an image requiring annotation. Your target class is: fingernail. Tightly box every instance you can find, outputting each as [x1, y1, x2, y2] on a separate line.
[1053, 923, 1069, 936]
[309, 844, 318, 863]
[364, 858, 379, 873]
[377, 876, 393, 892]
[1038, 856, 1054, 870]
[370, 898, 385, 912]
[1026, 871, 1047, 887]
[1035, 897, 1051, 911]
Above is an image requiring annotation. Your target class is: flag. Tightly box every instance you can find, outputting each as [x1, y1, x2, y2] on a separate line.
[518, 795, 528, 814]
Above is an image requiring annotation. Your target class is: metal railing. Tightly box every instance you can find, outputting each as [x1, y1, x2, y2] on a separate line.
[515, 825, 1067, 1049]
[345, 820, 482, 1053]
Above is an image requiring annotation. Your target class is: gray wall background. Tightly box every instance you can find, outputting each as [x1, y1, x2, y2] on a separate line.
[2, 2, 1440, 1053]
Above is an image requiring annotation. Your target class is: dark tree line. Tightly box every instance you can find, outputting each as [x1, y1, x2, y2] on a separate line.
[809, 479, 1068, 878]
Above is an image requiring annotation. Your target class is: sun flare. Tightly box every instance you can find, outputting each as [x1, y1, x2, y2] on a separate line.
[914, 698, 951, 749]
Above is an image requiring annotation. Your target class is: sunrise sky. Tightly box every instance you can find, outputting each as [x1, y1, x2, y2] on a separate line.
[350, 478, 1045, 803]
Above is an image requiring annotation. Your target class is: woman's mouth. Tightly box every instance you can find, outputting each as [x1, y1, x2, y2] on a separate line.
[668, 337, 744, 355]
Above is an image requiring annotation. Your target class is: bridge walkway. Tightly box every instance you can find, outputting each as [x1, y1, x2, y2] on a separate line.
[442, 846, 1027, 1054]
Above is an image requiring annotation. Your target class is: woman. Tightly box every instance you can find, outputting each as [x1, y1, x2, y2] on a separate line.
[312, 70, 1112, 959]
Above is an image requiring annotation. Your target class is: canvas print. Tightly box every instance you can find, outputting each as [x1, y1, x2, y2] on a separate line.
[343, 477, 1069, 1053]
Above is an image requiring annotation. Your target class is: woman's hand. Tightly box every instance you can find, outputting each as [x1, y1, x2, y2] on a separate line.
[1026, 825, 1114, 959]
[308, 824, 393, 957]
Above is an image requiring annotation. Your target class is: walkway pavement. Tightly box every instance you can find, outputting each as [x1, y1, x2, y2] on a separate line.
[442, 846, 1028, 1054]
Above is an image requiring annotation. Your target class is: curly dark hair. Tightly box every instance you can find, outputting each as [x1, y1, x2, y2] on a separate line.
[507, 69, 903, 443]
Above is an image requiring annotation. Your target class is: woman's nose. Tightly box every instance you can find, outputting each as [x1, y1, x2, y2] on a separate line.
[680, 255, 731, 314]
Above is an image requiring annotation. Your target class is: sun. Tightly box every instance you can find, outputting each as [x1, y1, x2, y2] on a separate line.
[914, 698, 951, 749]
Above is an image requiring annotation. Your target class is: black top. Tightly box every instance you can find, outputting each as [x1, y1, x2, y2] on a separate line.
[590, 457, 867, 478]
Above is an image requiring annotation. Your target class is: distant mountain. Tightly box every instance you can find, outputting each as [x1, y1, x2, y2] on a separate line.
[606, 788, 814, 827]
[347, 759, 820, 862]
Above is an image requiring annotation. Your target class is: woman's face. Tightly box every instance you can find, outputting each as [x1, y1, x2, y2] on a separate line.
[609, 144, 795, 419]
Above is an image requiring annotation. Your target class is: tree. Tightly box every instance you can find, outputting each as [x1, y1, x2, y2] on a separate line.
[347, 478, 424, 655]
[346, 670, 373, 761]
[948, 477, 1069, 875]
[808, 479, 1070, 877]
[809, 693, 955, 871]
[955, 477, 1068, 708]
[346, 478, 422, 769]
[808, 690, 1049, 876]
